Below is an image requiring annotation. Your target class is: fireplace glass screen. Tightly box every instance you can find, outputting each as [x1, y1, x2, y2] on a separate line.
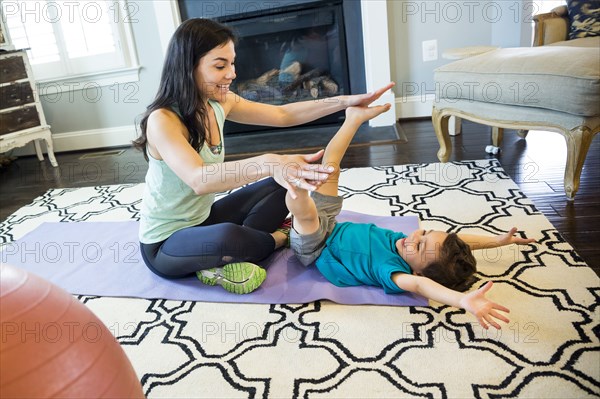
[223, 4, 349, 123]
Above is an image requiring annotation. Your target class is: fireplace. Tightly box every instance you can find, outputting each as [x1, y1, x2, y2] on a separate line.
[178, 0, 366, 135]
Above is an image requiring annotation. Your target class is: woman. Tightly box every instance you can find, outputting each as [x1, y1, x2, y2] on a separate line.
[134, 18, 394, 294]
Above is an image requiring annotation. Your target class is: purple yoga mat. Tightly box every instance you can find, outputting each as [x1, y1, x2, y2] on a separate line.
[1, 211, 427, 306]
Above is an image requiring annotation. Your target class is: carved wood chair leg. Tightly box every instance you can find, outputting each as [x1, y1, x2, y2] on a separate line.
[432, 107, 451, 162]
[448, 115, 462, 136]
[492, 127, 504, 147]
[517, 129, 529, 139]
[562, 126, 595, 200]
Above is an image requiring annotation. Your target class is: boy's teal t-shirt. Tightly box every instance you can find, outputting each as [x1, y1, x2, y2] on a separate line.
[315, 222, 411, 294]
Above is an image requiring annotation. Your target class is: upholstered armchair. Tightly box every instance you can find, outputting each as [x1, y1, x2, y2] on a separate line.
[533, 5, 571, 45]
[432, 4, 599, 199]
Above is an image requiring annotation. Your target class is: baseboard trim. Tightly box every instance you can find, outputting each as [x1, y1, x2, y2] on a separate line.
[11, 125, 137, 156]
[10, 101, 430, 157]
[395, 95, 435, 119]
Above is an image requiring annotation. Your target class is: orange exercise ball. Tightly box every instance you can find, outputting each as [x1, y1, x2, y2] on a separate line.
[0, 264, 145, 398]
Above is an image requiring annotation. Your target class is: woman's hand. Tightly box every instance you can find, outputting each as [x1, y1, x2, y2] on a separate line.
[270, 150, 333, 198]
[459, 281, 510, 330]
[496, 227, 537, 246]
[342, 82, 395, 108]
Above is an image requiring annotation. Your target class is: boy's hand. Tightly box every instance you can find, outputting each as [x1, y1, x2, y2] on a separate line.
[496, 227, 537, 246]
[342, 82, 395, 108]
[459, 281, 510, 330]
[345, 103, 392, 124]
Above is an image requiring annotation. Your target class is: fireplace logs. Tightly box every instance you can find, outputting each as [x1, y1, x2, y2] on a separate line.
[235, 61, 339, 104]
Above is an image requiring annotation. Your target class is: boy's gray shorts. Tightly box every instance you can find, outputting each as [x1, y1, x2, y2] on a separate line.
[290, 191, 343, 266]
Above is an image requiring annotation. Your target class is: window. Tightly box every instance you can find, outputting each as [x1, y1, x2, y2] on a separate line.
[1, 0, 139, 84]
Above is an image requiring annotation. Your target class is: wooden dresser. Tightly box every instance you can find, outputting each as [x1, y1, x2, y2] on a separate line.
[0, 50, 57, 167]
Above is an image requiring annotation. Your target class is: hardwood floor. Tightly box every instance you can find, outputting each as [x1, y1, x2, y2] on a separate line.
[1, 119, 598, 275]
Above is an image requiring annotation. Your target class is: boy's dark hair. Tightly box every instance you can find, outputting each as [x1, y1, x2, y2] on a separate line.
[421, 233, 477, 292]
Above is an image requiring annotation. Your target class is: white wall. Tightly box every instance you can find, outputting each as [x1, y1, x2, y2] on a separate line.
[388, 0, 533, 118]
[19, 0, 535, 153]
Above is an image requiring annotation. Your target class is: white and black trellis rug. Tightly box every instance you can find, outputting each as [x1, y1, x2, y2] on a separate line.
[1, 160, 598, 398]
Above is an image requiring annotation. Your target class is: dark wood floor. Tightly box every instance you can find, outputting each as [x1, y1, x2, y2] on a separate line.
[1, 119, 599, 275]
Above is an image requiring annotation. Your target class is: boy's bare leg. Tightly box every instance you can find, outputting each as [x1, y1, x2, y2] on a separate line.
[285, 104, 391, 235]
[317, 104, 392, 196]
[285, 188, 320, 235]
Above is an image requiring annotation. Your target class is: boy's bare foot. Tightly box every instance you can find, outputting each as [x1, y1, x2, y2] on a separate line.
[272, 230, 288, 249]
[345, 103, 392, 123]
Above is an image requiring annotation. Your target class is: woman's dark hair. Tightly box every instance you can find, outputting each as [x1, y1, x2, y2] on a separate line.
[421, 233, 477, 292]
[133, 18, 236, 160]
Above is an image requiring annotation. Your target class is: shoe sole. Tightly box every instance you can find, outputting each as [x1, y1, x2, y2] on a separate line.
[197, 262, 267, 294]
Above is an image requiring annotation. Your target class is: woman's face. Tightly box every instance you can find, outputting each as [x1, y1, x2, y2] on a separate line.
[195, 40, 237, 101]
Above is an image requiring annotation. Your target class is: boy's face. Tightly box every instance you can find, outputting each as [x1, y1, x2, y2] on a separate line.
[395, 229, 448, 274]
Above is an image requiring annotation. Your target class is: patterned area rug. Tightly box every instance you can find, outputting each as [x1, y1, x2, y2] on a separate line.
[1, 160, 599, 398]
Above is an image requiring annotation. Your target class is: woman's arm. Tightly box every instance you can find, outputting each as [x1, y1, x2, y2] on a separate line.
[457, 227, 536, 251]
[224, 82, 395, 127]
[147, 109, 332, 197]
[393, 273, 510, 329]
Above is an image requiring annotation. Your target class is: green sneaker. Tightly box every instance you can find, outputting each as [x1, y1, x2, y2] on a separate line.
[196, 262, 267, 294]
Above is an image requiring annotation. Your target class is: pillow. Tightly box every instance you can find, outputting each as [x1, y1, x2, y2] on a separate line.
[567, 0, 600, 39]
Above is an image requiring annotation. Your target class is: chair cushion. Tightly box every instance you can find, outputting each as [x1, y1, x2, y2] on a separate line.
[548, 36, 600, 47]
[567, 0, 600, 39]
[434, 41, 600, 117]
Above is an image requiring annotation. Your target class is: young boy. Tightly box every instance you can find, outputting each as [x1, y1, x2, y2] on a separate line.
[286, 104, 536, 330]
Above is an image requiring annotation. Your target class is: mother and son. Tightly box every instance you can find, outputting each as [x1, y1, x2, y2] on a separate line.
[135, 19, 535, 330]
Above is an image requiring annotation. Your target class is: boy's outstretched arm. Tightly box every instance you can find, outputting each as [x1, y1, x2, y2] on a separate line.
[458, 227, 536, 251]
[392, 273, 510, 330]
